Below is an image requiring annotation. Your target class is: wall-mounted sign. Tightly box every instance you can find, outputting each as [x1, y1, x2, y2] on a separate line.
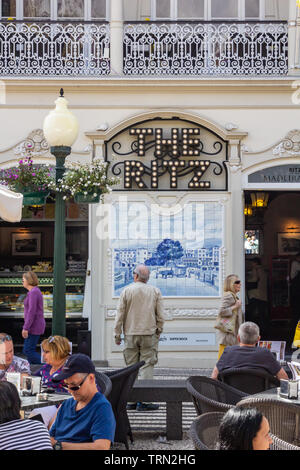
[248, 165, 300, 184]
[106, 118, 228, 191]
[115, 332, 216, 348]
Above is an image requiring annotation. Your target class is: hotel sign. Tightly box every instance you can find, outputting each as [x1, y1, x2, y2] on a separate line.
[248, 165, 300, 184]
[105, 118, 228, 191]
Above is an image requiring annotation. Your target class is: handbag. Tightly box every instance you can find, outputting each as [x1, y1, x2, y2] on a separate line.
[214, 293, 238, 334]
[214, 313, 237, 334]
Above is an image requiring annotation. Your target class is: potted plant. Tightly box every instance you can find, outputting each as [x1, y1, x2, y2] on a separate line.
[54, 159, 119, 203]
[0, 157, 54, 206]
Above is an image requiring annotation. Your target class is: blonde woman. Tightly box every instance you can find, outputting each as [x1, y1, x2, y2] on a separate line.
[22, 271, 45, 364]
[215, 274, 243, 359]
[30, 335, 71, 428]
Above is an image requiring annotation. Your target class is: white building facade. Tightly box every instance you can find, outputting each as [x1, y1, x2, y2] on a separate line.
[0, 0, 300, 367]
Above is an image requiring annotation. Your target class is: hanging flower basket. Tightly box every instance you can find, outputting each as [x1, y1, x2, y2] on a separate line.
[74, 191, 101, 204]
[22, 190, 50, 206]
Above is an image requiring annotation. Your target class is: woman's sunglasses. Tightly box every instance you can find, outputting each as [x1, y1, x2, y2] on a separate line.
[234, 280, 241, 285]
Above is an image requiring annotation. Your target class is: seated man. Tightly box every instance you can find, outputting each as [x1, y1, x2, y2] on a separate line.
[50, 353, 116, 450]
[0, 333, 30, 381]
[211, 322, 288, 381]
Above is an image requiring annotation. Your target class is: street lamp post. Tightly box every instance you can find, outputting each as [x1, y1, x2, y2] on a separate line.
[43, 89, 79, 336]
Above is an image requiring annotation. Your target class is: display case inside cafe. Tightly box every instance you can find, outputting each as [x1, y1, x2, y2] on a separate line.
[0, 202, 88, 317]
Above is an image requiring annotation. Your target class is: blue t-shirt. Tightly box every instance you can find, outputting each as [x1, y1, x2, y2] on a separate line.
[50, 392, 116, 443]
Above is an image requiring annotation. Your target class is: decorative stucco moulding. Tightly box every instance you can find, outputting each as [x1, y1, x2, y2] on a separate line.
[106, 308, 218, 320]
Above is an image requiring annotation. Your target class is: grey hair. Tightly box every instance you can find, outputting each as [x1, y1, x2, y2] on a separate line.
[135, 265, 150, 282]
[238, 322, 260, 345]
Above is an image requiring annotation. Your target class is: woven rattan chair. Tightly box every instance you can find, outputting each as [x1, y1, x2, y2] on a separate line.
[237, 397, 300, 446]
[105, 361, 145, 449]
[95, 371, 112, 397]
[218, 368, 279, 394]
[189, 411, 300, 451]
[186, 376, 248, 415]
[189, 412, 225, 450]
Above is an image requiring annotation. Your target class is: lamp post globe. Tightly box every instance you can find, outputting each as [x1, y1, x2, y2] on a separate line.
[43, 89, 79, 337]
[43, 89, 79, 148]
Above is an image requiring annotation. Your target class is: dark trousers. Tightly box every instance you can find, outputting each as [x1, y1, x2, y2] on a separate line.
[23, 334, 42, 364]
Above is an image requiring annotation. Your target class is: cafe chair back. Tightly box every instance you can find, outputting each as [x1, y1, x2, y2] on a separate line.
[105, 361, 145, 449]
[218, 368, 280, 394]
[186, 376, 247, 415]
[95, 371, 112, 397]
[189, 412, 225, 450]
[237, 397, 300, 446]
[189, 410, 300, 451]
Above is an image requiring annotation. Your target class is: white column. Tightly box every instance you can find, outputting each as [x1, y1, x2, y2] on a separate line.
[110, 0, 124, 76]
[228, 140, 245, 306]
[288, 0, 300, 74]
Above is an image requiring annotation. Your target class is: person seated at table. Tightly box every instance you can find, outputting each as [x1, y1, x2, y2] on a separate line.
[0, 333, 30, 382]
[35, 335, 71, 392]
[215, 406, 273, 450]
[50, 353, 116, 450]
[211, 321, 288, 381]
[0, 381, 52, 450]
[29, 335, 71, 427]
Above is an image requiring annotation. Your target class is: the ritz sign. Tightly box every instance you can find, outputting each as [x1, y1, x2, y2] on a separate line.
[108, 124, 227, 191]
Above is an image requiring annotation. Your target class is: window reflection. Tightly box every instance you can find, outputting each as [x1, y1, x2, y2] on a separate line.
[156, 0, 170, 18]
[1, 0, 16, 17]
[211, 0, 238, 18]
[178, 0, 204, 18]
[91, 0, 106, 19]
[23, 0, 50, 18]
[57, 0, 84, 18]
[245, 0, 260, 18]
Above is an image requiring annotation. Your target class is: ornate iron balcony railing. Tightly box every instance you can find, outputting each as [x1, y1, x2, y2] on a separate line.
[0, 21, 110, 77]
[123, 21, 288, 77]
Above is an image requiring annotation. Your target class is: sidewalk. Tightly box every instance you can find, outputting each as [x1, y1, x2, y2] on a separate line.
[96, 366, 212, 450]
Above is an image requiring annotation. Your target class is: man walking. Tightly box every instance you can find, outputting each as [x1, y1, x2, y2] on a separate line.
[114, 265, 165, 411]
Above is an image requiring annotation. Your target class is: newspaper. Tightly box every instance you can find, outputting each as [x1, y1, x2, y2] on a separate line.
[257, 341, 286, 362]
[287, 362, 300, 381]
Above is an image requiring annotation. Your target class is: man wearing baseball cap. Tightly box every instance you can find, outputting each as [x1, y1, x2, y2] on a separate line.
[49, 353, 115, 450]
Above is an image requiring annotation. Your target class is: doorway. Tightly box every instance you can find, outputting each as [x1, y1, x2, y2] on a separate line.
[244, 190, 300, 349]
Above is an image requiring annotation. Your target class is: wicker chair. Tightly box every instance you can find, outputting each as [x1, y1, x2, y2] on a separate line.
[218, 368, 280, 394]
[186, 376, 248, 415]
[237, 397, 300, 447]
[95, 371, 112, 397]
[189, 412, 225, 450]
[105, 361, 145, 449]
[189, 411, 300, 451]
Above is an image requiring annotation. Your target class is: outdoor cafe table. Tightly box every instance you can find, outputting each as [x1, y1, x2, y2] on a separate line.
[248, 387, 300, 405]
[21, 393, 70, 411]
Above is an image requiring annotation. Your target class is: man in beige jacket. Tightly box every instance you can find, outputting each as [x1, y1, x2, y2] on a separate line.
[114, 264, 165, 411]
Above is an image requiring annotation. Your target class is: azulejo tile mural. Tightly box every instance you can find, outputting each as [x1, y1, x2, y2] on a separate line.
[111, 200, 223, 297]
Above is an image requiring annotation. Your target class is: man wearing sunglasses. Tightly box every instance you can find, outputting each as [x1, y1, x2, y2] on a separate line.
[50, 353, 115, 450]
[0, 333, 30, 382]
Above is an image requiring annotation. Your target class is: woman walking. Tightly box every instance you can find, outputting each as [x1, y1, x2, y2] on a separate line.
[215, 274, 243, 359]
[22, 271, 45, 364]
